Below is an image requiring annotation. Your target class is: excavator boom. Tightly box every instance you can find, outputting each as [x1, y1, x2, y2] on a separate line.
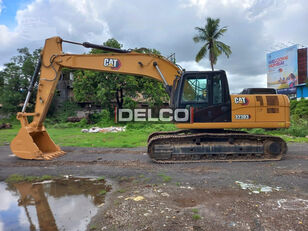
[10, 37, 181, 160]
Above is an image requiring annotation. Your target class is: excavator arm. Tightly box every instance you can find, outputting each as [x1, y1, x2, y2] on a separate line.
[10, 36, 181, 160]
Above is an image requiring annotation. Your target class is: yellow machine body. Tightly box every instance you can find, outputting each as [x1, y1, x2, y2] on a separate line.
[177, 94, 290, 129]
[10, 37, 290, 160]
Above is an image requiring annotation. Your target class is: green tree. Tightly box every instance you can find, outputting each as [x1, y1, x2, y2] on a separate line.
[193, 17, 231, 71]
[73, 38, 139, 110]
[133, 47, 168, 107]
[0, 48, 41, 113]
[73, 39, 168, 112]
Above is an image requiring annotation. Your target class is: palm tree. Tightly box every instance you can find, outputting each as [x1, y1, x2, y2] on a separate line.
[193, 17, 231, 71]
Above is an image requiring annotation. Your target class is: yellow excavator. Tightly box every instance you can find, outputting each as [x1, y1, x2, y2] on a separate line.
[10, 37, 290, 162]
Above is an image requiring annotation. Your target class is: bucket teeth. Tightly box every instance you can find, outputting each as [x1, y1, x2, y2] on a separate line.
[41, 151, 66, 160]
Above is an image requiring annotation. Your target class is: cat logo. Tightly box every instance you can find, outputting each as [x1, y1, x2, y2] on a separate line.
[103, 58, 121, 70]
[234, 97, 249, 105]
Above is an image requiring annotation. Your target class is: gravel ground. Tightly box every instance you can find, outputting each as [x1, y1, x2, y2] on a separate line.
[0, 143, 307, 230]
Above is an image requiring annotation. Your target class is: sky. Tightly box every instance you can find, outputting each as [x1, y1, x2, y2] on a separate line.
[0, 0, 307, 93]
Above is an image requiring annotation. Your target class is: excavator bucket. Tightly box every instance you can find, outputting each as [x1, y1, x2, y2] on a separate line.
[10, 127, 65, 160]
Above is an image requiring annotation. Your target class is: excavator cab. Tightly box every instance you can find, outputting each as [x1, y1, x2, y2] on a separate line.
[172, 70, 231, 123]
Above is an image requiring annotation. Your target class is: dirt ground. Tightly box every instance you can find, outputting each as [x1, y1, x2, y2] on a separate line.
[0, 143, 308, 231]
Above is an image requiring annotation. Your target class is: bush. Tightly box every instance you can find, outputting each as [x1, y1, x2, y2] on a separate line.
[280, 117, 308, 137]
[46, 101, 81, 123]
[88, 109, 111, 124]
[292, 99, 308, 119]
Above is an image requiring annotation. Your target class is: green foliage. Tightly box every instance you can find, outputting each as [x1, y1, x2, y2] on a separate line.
[191, 208, 201, 221]
[290, 99, 308, 119]
[88, 110, 112, 125]
[99, 189, 107, 195]
[192, 214, 201, 220]
[5, 174, 24, 183]
[192, 208, 199, 214]
[193, 17, 231, 70]
[0, 48, 41, 113]
[117, 189, 126, 193]
[158, 173, 172, 182]
[73, 38, 169, 115]
[41, 175, 52, 181]
[279, 99, 308, 137]
[46, 120, 88, 129]
[46, 101, 81, 124]
[0, 123, 178, 147]
[246, 118, 308, 138]
[243, 99, 308, 138]
[5, 174, 53, 183]
[280, 117, 308, 137]
[97, 176, 105, 181]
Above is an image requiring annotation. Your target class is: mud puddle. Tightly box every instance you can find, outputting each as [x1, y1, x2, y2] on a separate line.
[0, 176, 111, 231]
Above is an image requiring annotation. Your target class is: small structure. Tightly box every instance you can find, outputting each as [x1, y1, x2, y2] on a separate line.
[295, 83, 308, 100]
[56, 72, 74, 104]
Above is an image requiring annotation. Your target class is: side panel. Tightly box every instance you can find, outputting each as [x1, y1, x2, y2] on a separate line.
[177, 94, 290, 129]
[231, 94, 289, 123]
[254, 95, 287, 122]
[230, 95, 256, 123]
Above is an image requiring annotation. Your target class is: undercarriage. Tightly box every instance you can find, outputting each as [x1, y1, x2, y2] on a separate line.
[147, 130, 287, 163]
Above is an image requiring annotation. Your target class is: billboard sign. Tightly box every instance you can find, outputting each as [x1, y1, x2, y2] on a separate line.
[267, 45, 298, 94]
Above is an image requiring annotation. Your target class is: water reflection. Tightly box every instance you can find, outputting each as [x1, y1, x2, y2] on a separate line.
[0, 177, 111, 231]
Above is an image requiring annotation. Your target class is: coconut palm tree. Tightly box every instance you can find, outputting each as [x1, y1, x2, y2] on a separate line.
[193, 17, 231, 71]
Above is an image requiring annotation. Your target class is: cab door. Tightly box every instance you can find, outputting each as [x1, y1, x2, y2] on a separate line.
[177, 71, 231, 123]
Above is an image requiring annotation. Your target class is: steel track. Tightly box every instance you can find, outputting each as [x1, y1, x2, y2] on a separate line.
[147, 130, 287, 163]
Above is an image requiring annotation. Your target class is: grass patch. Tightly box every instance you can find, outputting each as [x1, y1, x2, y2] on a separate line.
[98, 189, 107, 195]
[117, 189, 126, 193]
[192, 208, 199, 213]
[192, 214, 201, 220]
[0, 122, 177, 147]
[97, 176, 105, 181]
[158, 173, 172, 183]
[243, 116, 308, 142]
[5, 174, 25, 183]
[41, 175, 52, 180]
[2, 113, 307, 150]
[5, 174, 53, 183]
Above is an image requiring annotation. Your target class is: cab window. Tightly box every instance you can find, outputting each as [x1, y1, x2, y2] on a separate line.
[213, 75, 223, 105]
[181, 77, 208, 104]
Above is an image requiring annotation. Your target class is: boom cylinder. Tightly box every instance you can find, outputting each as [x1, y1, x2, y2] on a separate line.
[22, 58, 42, 112]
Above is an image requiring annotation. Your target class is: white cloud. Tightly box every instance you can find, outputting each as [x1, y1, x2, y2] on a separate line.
[0, 183, 15, 211]
[178, 60, 211, 71]
[0, 0, 112, 65]
[48, 195, 98, 231]
[0, 0, 307, 91]
[227, 72, 267, 93]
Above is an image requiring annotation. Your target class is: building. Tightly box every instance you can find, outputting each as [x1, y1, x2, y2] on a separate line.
[295, 48, 308, 100]
[295, 83, 308, 99]
[55, 72, 74, 104]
